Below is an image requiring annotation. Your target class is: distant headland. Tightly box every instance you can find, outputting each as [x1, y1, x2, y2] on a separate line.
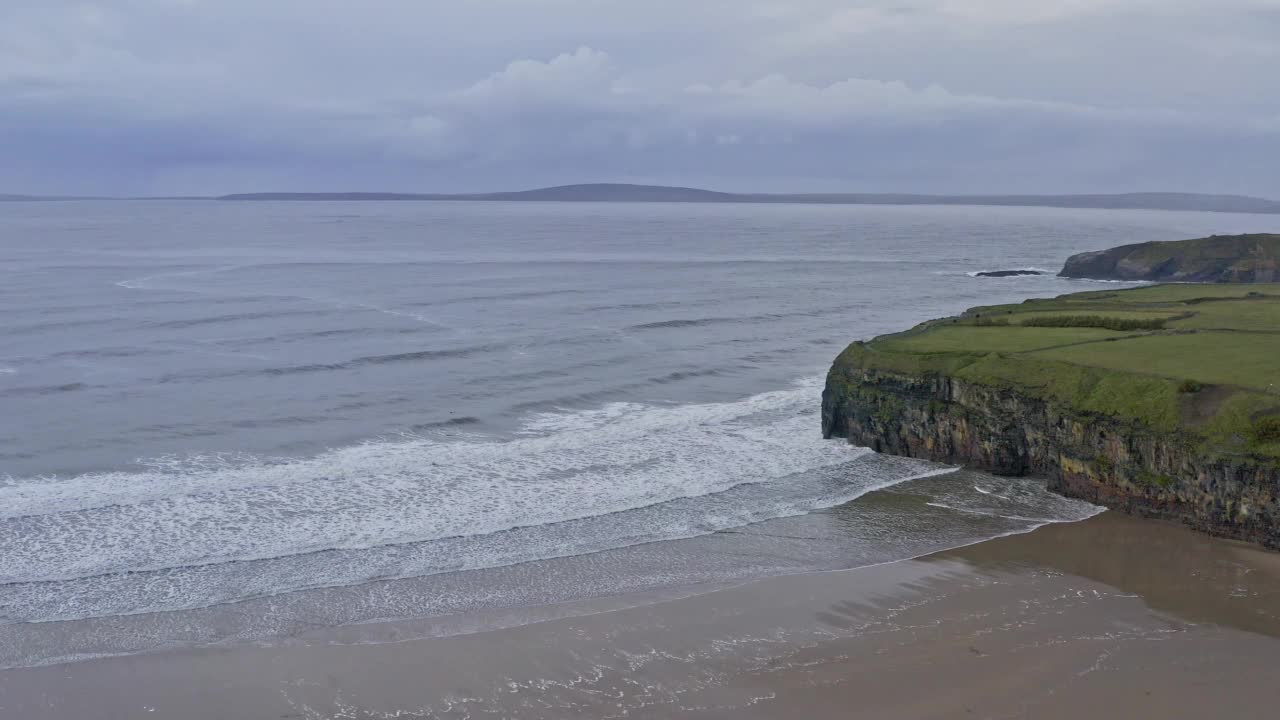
[5, 184, 1280, 214]
[217, 185, 1280, 214]
[1060, 233, 1280, 282]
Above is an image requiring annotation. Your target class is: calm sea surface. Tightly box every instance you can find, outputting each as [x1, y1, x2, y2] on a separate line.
[1, 201, 1272, 667]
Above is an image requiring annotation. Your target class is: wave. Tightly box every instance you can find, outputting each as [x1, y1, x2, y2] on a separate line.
[409, 416, 484, 432]
[150, 342, 506, 384]
[353, 345, 505, 366]
[0, 382, 87, 398]
[3, 377, 964, 622]
[0, 378, 841, 560]
[0, 457, 967, 625]
[4, 317, 123, 337]
[630, 317, 739, 330]
[259, 344, 507, 376]
[116, 264, 457, 330]
[1067, 277, 1155, 285]
[115, 265, 245, 290]
[910, 474, 1100, 525]
[628, 303, 873, 333]
[144, 307, 336, 330]
[925, 501, 1103, 524]
[647, 368, 723, 385]
[407, 287, 591, 307]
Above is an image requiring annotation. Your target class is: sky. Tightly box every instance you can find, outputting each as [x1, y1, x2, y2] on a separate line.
[3, 0, 1279, 196]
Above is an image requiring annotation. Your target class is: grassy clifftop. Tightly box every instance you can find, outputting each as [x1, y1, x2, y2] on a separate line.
[833, 284, 1280, 460]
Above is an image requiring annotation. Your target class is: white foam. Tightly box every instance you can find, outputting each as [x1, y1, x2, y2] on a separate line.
[964, 267, 1057, 277]
[1066, 277, 1155, 284]
[1, 457, 963, 624]
[924, 475, 1099, 524]
[114, 265, 244, 290]
[0, 376, 1106, 625]
[0, 377, 866, 586]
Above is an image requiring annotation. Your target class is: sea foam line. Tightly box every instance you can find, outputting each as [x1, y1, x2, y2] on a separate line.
[0, 456, 951, 625]
[964, 267, 1057, 277]
[0, 377, 871, 584]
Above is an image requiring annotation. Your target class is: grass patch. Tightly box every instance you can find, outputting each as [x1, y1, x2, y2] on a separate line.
[1071, 282, 1280, 304]
[1033, 332, 1280, 391]
[875, 326, 1123, 354]
[1019, 314, 1167, 331]
[1255, 417, 1280, 443]
[834, 283, 1280, 457]
[1178, 379, 1204, 394]
[1167, 299, 1280, 332]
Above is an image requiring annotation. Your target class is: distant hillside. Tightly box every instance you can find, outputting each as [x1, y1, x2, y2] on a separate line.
[1060, 233, 1280, 282]
[216, 192, 452, 201]
[216, 184, 1280, 214]
[218, 185, 737, 202]
[0, 194, 99, 201]
[0, 194, 145, 201]
[479, 184, 738, 202]
[9, 184, 1280, 214]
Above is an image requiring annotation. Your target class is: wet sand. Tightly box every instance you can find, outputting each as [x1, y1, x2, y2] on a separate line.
[3, 511, 1280, 719]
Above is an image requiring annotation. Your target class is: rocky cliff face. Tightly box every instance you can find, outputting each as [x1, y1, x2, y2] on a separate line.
[1059, 233, 1280, 282]
[822, 363, 1280, 548]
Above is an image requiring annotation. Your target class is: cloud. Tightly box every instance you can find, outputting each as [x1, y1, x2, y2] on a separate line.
[461, 47, 618, 106]
[0, 1, 1278, 194]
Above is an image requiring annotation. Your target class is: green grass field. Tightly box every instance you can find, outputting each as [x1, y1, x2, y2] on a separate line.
[1168, 300, 1280, 332]
[1035, 332, 1280, 390]
[852, 283, 1280, 457]
[1009, 309, 1180, 325]
[877, 326, 1124, 354]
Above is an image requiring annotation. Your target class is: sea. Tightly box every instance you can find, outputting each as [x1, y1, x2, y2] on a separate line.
[1, 200, 1272, 669]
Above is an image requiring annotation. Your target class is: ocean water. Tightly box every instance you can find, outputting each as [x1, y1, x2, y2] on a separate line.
[1, 200, 1272, 668]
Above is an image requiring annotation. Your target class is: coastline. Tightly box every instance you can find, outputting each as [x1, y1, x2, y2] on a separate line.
[4, 510, 1278, 719]
[823, 282, 1280, 547]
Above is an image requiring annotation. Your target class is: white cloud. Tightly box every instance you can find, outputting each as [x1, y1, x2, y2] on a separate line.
[461, 47, 618, 105]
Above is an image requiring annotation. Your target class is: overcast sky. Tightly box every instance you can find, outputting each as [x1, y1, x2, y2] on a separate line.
[3, 0, 1279, 195]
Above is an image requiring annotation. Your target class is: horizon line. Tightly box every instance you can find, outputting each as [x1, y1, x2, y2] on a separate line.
[4, 182, 1280, 214]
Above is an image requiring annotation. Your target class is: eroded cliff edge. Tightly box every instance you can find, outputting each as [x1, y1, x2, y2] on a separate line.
[822, 284, 1280, 548]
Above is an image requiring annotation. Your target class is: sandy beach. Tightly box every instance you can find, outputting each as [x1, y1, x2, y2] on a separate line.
[3, 510, 1279, 719]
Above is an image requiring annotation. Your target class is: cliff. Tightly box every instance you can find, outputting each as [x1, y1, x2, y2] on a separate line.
[1060, 233, 1280, 282]
[822, 284, 1280, 547]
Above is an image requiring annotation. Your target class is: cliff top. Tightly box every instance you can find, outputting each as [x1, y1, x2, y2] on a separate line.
[1059, 233, 1280, 282]
[834, 283, 1280, 458]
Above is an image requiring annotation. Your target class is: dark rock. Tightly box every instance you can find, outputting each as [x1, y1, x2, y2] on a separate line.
[974, 270, 1044, 277]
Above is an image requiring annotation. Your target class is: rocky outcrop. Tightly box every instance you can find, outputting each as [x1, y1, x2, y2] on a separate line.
[974, 270, 1044, 277]
[822, 360, 1280, 548]
[1059, 233, 1280, 282]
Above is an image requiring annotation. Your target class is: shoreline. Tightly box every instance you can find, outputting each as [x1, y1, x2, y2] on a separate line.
[4, 510, 1278, 719]
[1, 465, 1091, 671]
